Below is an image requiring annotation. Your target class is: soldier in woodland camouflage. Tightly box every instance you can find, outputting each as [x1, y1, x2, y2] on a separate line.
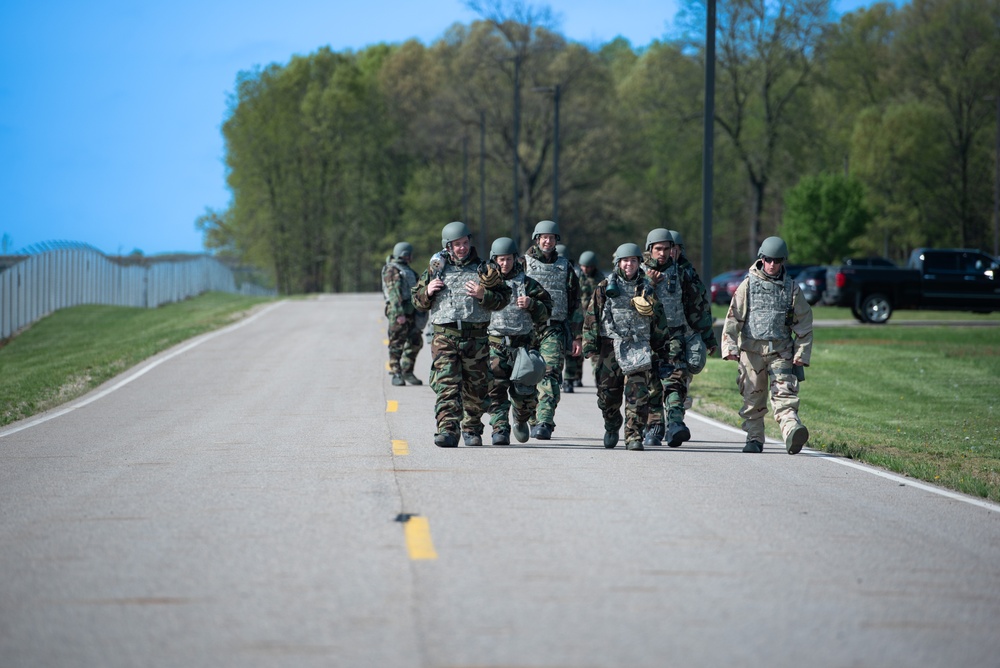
[563, 250, 603, 390]
[412, 222, 511, 448]
[583, 243, 676, 451]
[522, 220, 583, 440]
[485, 237, 552, 445]
[382, 242, 427, 386]
[641, 229, 718, 447]
[722, 236, 813, 454]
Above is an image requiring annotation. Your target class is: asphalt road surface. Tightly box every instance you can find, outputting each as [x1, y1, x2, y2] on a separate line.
[2, 294, 999, 668]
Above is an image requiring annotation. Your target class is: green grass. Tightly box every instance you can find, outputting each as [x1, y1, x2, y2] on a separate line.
[694, 321, 1000, 502]
[0, 292, 275, 426]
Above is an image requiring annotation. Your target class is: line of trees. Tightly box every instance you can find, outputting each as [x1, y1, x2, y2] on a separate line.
[198, 0, 1000, 294]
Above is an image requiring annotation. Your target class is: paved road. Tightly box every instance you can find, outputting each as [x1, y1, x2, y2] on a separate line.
[2, 294, 999, 668]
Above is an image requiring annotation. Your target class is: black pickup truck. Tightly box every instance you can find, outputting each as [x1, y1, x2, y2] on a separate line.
[823, 248, 1000, 323]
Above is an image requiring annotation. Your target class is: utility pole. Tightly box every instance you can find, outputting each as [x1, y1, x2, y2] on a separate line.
[512, 54, 522, 250]
[532, 84, 561, 226]
[480, 111, 486, 255]
[702, 0, 716, 282]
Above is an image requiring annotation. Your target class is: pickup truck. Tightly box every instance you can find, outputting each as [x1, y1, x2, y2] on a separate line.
[823, 248, 1000, 323]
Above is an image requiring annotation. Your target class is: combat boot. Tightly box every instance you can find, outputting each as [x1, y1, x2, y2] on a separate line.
[391, 374, 405, 386]
[666, 422, 691, 448]
[434, 432, 458, 448]
[402, 372, 423, 386]
[512, 421, 530, 443]
[530, 423, 552, 440]
[561, 380, 574, 394]
[785, 424, 809, 455]
[603, 430, 619, 449]
[463, 432, 483, 446]
[626, 439, 644, 451]
[573, 379, 583, 388]
[643, 423, 665, 447]
[492, 431, 510, 446]
[742, 439, 763, 453]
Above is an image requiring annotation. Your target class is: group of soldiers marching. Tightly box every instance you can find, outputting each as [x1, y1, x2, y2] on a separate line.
[382, 220, 812, 454]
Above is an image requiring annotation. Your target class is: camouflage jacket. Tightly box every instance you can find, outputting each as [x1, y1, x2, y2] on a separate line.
[643, 254, 718, 350]
[582, 267, 674, 361]
[411, 247, 512, 314]
[722, 261, 813, 364]
[381, 258, 418, 320]
[522, 245, 583, 341]
[577, 267, 605, 318]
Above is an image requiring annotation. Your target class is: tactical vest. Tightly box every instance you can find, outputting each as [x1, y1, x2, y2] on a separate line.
[429, 260, 491, 325]
[599, 276, 653, 374]
[382, 260, 417, 305]
[650, 261, 686, 329]
[743, 272, 793, 341]
[524, 255, 570, 321]
[489, 272, 534, 336]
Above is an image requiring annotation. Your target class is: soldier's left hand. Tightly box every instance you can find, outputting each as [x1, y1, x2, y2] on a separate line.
[516, 296, 532, 309]
[571, 340, 582, 357]
[646, 268, 662, 283]
[396, 315, 408, 325]
[465, 280, 485, 300]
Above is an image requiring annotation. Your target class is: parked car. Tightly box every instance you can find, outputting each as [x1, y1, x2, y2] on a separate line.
[824, 248, 1000, 323]
[795, 265, 829, 305]
[710, 269, 748, 305]
[842, 256, 896, 267]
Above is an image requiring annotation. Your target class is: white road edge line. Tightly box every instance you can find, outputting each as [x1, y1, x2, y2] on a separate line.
[686, 411, 1000, 514]
[0, 301, 286, 440]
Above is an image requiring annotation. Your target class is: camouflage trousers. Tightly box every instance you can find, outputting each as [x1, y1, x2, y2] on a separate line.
[530, 325, 565, 427]
[563, 352, 582, 382]
[387, 316, 423, 375]
[736, 349, 803, 443]
[487, 335, 538, 433]
[594, 339, 650, 444]
[647, 367, 691, 427]
[430, 330, 490, 436]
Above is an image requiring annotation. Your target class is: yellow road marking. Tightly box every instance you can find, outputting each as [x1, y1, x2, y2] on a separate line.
[404, 517, 438, 560]
[383, 339, 389, 346]
[385, 361, 391, 370]
[392, 440, 408, 455]
[386, 400, 398, 412]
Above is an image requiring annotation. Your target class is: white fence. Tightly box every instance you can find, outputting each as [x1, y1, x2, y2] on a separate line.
[0, 248, 275, 339]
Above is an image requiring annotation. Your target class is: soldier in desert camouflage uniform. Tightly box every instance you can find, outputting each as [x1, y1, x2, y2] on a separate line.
[583, 243, 675, 451]
[382, 242, 427, 386]
[641, 229, 718, 447]
[722, 236, 812, 454]
[412, 222, 511, 448]
[522, 220, 583, 440]
[485, 237, 552, 445]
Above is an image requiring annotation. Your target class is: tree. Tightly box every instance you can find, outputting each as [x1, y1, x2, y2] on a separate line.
[780, 172, 871, 263]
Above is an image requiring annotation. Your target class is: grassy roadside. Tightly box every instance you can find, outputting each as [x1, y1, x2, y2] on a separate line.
[698, 306, 1000, 502]
[0, 292, 275, 426]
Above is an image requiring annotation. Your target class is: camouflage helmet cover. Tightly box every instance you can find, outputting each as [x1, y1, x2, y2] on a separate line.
[490, 236, 519, 259]
[532, 219, 561, 240]
[441, 221, 472, 248]
[757, 236, 788, 260]
[645, 228, 673, 250]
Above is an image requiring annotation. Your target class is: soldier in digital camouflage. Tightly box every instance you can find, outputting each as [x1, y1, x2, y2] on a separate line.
[583, 243, 676, 451]
[412, 222, 512, 448]
[381, 242, 427, 386]
[641, 229, 718, 448]
[521, 220, 583, 440]
[485, 237, 553, 445]
[722, 236, 813, 454]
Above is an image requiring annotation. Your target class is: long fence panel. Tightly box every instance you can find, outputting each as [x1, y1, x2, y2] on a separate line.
[0, 248, 275, 339]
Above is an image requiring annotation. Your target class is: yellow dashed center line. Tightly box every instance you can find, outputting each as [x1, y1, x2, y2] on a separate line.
[383, 339, 389, 346]
[392, 440, 408, 455]
[404, 517, 438, 560]
[386, 400, 398, 412]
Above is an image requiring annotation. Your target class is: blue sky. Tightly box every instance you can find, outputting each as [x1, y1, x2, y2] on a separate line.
[0, 0, 876, 256]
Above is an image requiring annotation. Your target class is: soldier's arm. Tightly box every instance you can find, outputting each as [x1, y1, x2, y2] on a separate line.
[384, 267, 412, 320]
[567, 268, 583, 339]
[721, 278, 749, 358]
[682, 269, 717, 350]
[411, 270, 435, 311]
[525, 277, 552, 325]
[790, 285, 813, 365]
[479, 275, 512, 311]
[582, 286, 603, 357]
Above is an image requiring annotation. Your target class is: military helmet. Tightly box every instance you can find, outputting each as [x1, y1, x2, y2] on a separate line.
[645, 228, 673, 251]
[392, 242, 413, 260]
[532, 219, 561, 240]
[578, 250, 598, 268]
[490, 236, 518, 259]
[613, 243, 644, 263]
[441, 221, 472, 248]
[670, 230, 685, 247]
[555, 244, 568, 259]
[757, 236, 788, 260]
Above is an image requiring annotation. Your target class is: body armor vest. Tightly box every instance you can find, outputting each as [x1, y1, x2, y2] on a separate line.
[743, 272, 793, 341]
[429, 260, 491, 325]
[489, 272, 534, 336]
[525, 255, 570, 321]
[599, 276, 653, 374]
[650, 261, 687, 329]
[382, 260, 417, 305]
